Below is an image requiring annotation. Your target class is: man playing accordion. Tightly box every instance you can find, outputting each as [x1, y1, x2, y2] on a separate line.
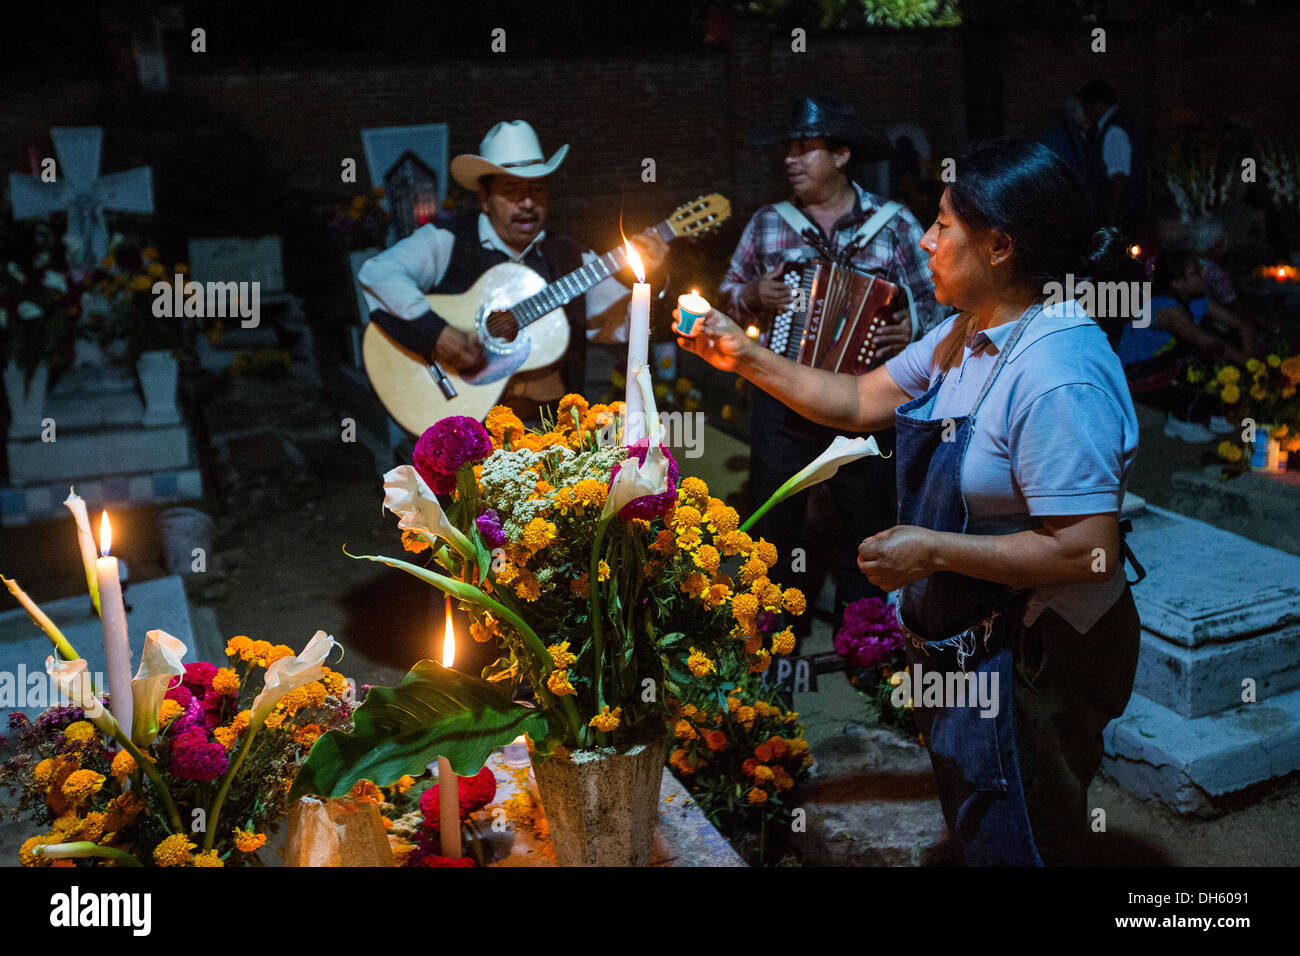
[720, 94, 944, 643]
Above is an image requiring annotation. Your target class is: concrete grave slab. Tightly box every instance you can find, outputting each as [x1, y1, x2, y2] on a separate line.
[0, 575, 219, 721]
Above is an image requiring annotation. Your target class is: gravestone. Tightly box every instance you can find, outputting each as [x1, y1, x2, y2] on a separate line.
[0, 575, 222, 721]
[1101, 502, 1300, 815]
[2, 367, 202, 526]
[187, 236, 314, 383]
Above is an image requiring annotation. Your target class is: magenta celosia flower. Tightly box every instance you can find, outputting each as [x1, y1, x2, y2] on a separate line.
[414, 416, 492, 483]
[164, 685, 194, 709]
[475, 510, 507, 548]
[833, 597, 904, 669]
[182, 661, 218, 696]
[169, 727, 230, 781]
[608, 440, 678, 521]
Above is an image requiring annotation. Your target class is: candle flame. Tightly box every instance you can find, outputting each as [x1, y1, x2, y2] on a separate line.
[1280, 267, 1288, 279]
[99, 511, 112, 557]
[746, 324, 760, 339]
[1128, 244, 1141, 258]
[441, 597, 455, 669]
[623, 238, 646, 284]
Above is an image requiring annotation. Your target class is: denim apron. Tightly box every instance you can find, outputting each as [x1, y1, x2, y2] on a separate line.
[894, 303, 1044, 866]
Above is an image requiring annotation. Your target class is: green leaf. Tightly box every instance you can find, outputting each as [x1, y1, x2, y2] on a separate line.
[290, 659, 551, 800]
[658, 631, 686, 649]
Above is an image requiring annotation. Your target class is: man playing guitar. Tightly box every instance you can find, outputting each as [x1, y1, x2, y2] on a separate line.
[720, 95, 943, 640]
[359, 119, 667, 421]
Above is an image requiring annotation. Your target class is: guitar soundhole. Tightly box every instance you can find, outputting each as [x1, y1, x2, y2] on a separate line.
[485, 310, 520, 342]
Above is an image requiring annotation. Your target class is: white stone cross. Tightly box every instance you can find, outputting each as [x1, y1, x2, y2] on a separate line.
[8, 127, 154, 266]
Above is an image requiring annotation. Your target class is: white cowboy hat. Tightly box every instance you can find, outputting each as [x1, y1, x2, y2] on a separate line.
[450, 120, 569, 190]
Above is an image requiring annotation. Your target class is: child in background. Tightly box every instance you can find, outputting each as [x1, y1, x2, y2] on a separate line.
[1117, 249, 1256, 442]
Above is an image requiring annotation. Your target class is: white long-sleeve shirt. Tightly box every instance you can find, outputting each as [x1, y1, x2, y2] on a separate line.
[357, 214, 632, 343]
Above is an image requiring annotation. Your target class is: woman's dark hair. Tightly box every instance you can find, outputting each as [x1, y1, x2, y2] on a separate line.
[938, 137, 1142, 364]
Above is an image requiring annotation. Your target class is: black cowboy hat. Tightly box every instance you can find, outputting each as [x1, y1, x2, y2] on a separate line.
[751, 94, 895, 163]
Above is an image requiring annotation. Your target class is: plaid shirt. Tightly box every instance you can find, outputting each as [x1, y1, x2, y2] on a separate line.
[719, 183, 945, 343]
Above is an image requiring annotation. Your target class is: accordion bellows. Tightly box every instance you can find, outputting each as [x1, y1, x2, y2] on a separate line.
[768, 258, 899, 375]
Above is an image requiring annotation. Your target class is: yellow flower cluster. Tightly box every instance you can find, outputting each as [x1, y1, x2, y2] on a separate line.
[153, 833, 196, 867]
[588, 706, 622, 731]
[548, 641, 577, 669]
[225, 635, 294, 668]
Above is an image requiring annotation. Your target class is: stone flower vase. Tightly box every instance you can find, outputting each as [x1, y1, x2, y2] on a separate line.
[284, 795, 396, 867]
[3, 363, 48, 439]
[137, 349, 181, 426]
[530, 734, 668, 866]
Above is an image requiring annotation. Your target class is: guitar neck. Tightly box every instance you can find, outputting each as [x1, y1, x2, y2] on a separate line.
[510, 220, 674, 328]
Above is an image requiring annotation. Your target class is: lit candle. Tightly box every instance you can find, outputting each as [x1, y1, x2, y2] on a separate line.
[675, 289, 710, 337]
[438, 596, 461, 859]
[94, 511, 133, 737]
[62, 488, 100, 614]
[624, 239, 650, 444]
[745, 324, 761, 340]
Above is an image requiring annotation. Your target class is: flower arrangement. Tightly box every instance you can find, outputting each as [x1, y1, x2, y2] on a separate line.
[1257, 132, 1300, 251]
[88, 245, 190, 361]
[0, 628, 353, 867]
[665, 669, 812, 864]
[291, 366, 883, 804]
[0, 247, 79, 389]
[1160, 128, 1242, 222]
[329, 188, 390, 251]
[1193, 351, 1300, 473]
[380, 766, 498, 867]
[833, 596, 914, 734]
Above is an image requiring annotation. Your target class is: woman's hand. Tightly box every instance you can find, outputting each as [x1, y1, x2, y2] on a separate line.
[857, 525, 939, 591]
[674, 308, 757, 373]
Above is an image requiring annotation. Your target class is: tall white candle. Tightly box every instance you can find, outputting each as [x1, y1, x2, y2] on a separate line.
[438, 598, 461, 859]
[624, 240, 650, 445]
[63, 488, 100, 614]
[95, 512, 132, 737]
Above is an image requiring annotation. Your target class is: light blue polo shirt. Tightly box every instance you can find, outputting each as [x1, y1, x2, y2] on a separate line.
[885, 299, 1139, 633]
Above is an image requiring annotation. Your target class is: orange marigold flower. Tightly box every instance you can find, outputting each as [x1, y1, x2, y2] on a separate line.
[671, 505, 703, 531]
[680, 571, 708, 599]
[401, 528, 430, 553]
[741, 757, 758, 776]
[705, 730, 728, 751]
[674, 719, 699, 740]
[293, 723, 324, 747]
[62, 720, 98, 746]
[569, 572, 590, 599]
[546, 670, 575, 697]
[158, 698, 184, 726]
[548, 641, 577, 669]
[753, 764, 776, 782]
[193, 850, 224, 867]
[649, 529, 677, 555]
[225, 635, 252, 659]
[153, 833, 196, 867]
[349, 779, 384, 804]
[767, 736, 789, 758]
[589, 705, 622, 732]
[737, 705, 756, 725]
[755, 539, 778, 568]
[62, 769, 105, 805]
[514, 570, 542, 602]
[692, 544, 721, 575]
[686, 646, 715, 677]
[597, 560, 611, 582]
[754, 742, 774, 762]
[747, 787, 769, 805]
[234, 827, 269, 853]
[211, 667, 240, 697]
[678, 476, 709, 505]
[110, 749, 137, 779]
[486, 406, 526, 445]
[772, 628, 796, 656]
[783, 587, 807, 616]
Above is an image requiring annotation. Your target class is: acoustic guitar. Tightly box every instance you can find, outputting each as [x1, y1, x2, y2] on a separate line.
[362, 194, 731, 432]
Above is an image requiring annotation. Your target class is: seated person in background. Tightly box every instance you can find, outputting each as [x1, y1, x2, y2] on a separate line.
[1116, 248, 1255, 442]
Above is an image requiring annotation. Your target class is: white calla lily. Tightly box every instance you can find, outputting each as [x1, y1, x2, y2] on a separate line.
[46, 656, 105, 720]
[250, 630, 337, 726]
[741, 434, 886, 532]
[601, 366, 670, 521]
[131, 629, 187, 747]
[382, 465, 476, 560]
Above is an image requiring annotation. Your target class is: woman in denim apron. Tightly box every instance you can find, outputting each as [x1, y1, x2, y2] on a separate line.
[678, 138, 1144, 865]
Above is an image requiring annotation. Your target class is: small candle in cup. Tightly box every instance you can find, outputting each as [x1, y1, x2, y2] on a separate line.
[675, 289, 710, 336]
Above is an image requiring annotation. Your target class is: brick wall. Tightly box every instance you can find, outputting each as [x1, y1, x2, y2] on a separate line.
[4, 13, 1297, 258]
